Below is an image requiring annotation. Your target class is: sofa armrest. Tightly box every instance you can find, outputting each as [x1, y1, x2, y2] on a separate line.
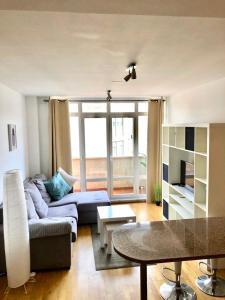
[29, 218, 72, 240]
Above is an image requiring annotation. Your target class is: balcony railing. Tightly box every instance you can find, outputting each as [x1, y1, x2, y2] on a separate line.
[72, 157, 146, 194]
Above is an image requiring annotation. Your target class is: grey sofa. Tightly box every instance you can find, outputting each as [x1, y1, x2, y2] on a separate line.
[0, 178, 110, 272]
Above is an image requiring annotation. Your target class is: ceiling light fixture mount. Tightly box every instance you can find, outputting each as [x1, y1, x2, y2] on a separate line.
[124, 63, 137, 82]
[106, 90, 112, 101]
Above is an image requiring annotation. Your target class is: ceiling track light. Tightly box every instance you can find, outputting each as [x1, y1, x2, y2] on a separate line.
[106, 90, 112, 101]
[124, 63, 137, 82]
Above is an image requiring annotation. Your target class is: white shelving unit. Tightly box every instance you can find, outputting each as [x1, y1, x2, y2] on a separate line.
[162, 123, 225, 223]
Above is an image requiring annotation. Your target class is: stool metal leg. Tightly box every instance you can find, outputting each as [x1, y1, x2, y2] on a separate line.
[160, 262, 197, 300]
[196, 259, 225, 297]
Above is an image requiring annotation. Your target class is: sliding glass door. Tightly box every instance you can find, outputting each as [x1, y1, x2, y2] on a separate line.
[84, 117, 107, 192]
[111, 117, 134, 196]
[70, 101, 147, 201]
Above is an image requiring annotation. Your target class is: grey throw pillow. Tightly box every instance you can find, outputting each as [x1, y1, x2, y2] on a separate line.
[32, 179, 51, 204]
[24, 190, 39, 220]
[33, 174, 48, 181]
[26, 182, 48, 218]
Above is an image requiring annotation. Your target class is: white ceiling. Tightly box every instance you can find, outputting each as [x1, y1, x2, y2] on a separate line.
[0, 10, 225, 97]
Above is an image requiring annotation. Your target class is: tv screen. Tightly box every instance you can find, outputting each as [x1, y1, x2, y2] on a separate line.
[180, 160, 194, 192]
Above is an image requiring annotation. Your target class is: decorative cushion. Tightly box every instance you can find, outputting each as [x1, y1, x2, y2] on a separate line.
[25, 182, 48, 218]
[24, 191, 39, 220]
[48, 192, 78, 207]
[44, 172, 71, 201]
[58, 167, 77, 188]
[32, 179, 51, 204]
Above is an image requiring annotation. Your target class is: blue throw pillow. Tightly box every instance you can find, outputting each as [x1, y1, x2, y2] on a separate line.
[44, 172, 71, 201]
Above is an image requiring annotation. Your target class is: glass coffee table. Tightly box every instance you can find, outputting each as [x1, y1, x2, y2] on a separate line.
[97, 204, 136, 249]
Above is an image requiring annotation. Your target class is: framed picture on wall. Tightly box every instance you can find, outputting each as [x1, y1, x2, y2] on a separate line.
[8, 124, 17, 151]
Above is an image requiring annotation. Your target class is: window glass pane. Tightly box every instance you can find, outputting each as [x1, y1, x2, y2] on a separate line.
[70, 116, 81, 189]
[111, 103, 135, 112]
[112, 178, 134, 195]
[85, 118, 107, 179]
[138, 116, 147, 155]
[112, 118, 133, 157]
[69, 103, 78, 113]
[138, 116, 147, 194]
[82, 103, 106, 112]
[138, 102, 148, 112]
[86, 181, 107, 192]
[139, 178, 146, 194]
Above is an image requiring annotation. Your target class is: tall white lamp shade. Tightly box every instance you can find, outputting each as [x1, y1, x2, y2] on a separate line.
[3, 169, 30, 288]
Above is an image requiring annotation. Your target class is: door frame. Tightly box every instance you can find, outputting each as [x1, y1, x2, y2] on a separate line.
[70, 101, 147, 201]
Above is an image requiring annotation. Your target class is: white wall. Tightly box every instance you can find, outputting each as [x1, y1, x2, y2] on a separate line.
[0, 82, 28, 203]
[26, 96, 40, 176]
[168, 77, 225, 124]
[25, 96, 49, 177]
[37, 98, 49, 176]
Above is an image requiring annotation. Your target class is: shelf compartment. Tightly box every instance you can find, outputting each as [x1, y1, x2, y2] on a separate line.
[195, 177, 207, 185]
[170, 184, 194, 203]
[195, 127, 208, 154]
[162, 180, 169, 202]
[169, 204, 177, 220]
[195, 202, 206, 212]
[163, 127, 169, 145]
[185, 127, 195, 151]
[162, 145, 169, 165]
[169, 148, 194, 185]
[170, 203, 193, 219]
[195, 180, 207, 206]
[170, 194, 194, 215]
[169, 127, 176, 146]
[195, 205, 206, 218]
[175, 127, 185, 149]
[195, 154, 207, 180]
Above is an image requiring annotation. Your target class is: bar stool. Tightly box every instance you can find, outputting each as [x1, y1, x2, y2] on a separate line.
[196, 258, 225, 296]
[160, 261, 197, 300]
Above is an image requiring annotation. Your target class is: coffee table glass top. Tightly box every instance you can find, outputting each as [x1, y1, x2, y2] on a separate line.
[97, 204, 136, 221]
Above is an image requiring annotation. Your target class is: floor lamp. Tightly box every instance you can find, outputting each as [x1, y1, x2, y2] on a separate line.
[3, 169, 30, 293]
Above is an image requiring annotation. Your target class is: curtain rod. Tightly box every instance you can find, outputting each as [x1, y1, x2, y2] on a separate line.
[43, 98, 166, 103]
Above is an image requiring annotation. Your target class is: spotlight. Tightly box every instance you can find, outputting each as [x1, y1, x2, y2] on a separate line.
[124, 63, 137, 82]
[131, 65, 136, 79]
[106, 90, 112, 101]
[124, 71, 131, 82]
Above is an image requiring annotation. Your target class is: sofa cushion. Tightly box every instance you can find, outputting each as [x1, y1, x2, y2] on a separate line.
[48, 192, 78, 207]
[48, 204, 78, 221]
[32, 179, 51, 204]
[25, 191, 39, 220]
[25, 182, 48, 218]
[77, 191, 110, 212]
[44, 173, 71, 201]
[33, 174, 48, 181]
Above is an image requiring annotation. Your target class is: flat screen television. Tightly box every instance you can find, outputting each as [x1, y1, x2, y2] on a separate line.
[180, 160, 194, 192]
